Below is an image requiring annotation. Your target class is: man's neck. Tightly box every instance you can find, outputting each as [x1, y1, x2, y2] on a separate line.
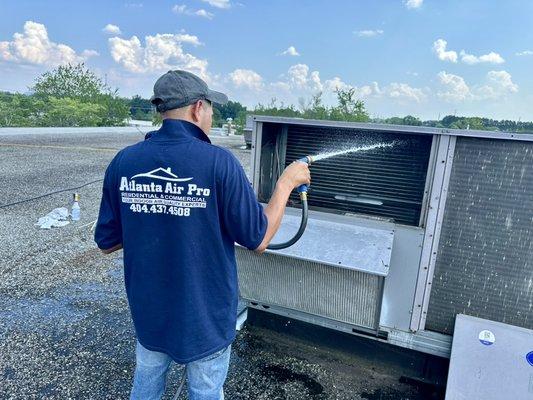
[161, 117, 210, 137]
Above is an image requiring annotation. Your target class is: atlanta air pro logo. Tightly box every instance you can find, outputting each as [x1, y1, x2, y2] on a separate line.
[120, 167, 211, 217]
[131, 167, 193, 182]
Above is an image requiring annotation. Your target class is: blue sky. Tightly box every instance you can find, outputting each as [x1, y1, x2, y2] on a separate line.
[1, 0, 532, 120]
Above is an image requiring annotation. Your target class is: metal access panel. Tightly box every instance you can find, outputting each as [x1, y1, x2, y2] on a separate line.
[237, 208, 392, 331]
[426, 137, 533, 334]
[445, 314, 533, 400]
[237, 247, 384, 330]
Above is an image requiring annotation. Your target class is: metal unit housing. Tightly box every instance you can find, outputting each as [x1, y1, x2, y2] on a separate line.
[236, 116, 533, 358]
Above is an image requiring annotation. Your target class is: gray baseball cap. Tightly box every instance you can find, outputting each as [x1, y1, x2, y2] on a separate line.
[150, 70, 228, 112]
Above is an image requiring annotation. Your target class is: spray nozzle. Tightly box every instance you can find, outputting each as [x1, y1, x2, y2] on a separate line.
[297, 155, 314, 165]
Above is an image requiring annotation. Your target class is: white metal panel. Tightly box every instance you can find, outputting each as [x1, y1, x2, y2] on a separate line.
[445, 314, 533, 400]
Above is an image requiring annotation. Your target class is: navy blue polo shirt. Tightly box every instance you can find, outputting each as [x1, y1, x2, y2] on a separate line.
[94, 119, 267, 363]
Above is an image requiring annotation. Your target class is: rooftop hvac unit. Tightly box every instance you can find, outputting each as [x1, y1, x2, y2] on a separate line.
[237, 116, 533, 357]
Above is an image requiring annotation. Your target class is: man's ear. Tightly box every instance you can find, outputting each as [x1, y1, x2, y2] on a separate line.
[191, 100, 202, 122]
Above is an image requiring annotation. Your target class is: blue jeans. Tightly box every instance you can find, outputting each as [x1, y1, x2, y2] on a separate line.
[130, 341, 231, 400]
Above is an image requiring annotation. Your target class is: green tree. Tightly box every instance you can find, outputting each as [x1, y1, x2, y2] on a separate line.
[301, 92, 329, 120]
[32, 63, 103, 101]
[30, 63, 129, 126]
[129, 95, 154, 121]
[98, 92, 130, 126]
[402, 115, 422, 126]
[253, 98, 301, 118]
[0, 94, 44, 127]
[213, 100, 247, 127]
[330, 88, 369, 122]
[38, 97, 105, 127]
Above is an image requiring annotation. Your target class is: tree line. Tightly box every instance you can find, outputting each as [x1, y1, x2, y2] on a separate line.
[1, 63, 532, 134]
[0, 64, 128, 127]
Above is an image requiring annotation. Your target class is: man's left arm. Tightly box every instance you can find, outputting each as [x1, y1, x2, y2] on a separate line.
[95, 160, 123, 254]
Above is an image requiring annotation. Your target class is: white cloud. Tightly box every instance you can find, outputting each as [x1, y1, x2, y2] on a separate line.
[516, 50, 533, 56]
[108, 33, 207, 77]
[223, 64, 432, 114]
[0, 42, 13, 62]
[280, 46, 300, 56]
[172, 4, 187, 13]
[323, 78, 381, 99]
[173, 4, 214, 19]
[81, 49, 99, 58]
[434, 39, 505, 65]
[433, 39, 458, 63]
[309, 71, 322, 92]
[355, 29, 384, 38]
[477, 70, 518, 99]
[460, 50, 504, 65]
[172, 4, 215, 19]
[285, 64, 323, 92]
[319, 76, 426, 104]
[320, 81, 386, 101]
[358, 83, 379, 97]
[437, 70, 517, 102]
[479, 52, 504, 64]
[103, 24, 122, 35]
[324, 77, 349, 92]
[437, 71, 472, 102]
[229, 69, 263, 90]
[286, 64, 308, 88]
[195, 9, 214, 19]
[270, 81, 291, 92]
[0, 21, 95, 66]
[405, 0, 423, 9]
[201, 0, 230, 9]
[385, 83, 426, 103]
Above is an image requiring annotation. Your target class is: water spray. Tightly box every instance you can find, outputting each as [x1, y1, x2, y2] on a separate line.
[267, 142, 396, 250]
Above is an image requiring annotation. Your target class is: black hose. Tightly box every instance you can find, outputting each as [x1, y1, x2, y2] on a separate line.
[0, 178, 104, 209]
[267, 198, 308, 250]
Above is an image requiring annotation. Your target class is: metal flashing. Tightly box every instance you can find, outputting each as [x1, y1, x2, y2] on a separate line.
[252, 115, 533, 142]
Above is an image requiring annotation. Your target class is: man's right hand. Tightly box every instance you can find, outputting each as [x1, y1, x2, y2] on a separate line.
[255, 161, 311, 252]
[278, 161, 311, 190]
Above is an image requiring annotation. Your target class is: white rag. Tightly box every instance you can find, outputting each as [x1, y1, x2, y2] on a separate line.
[36, 207, 71, 229]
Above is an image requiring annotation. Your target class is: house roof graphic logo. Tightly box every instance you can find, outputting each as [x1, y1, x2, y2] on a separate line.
[131, 167, 193, 182]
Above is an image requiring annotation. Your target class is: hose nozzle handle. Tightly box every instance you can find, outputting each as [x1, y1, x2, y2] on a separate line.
[296, 155, 313, 194]
[297, 184, 308, 194]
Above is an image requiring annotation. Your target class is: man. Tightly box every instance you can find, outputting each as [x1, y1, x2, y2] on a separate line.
[94, 70, 310, 400]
